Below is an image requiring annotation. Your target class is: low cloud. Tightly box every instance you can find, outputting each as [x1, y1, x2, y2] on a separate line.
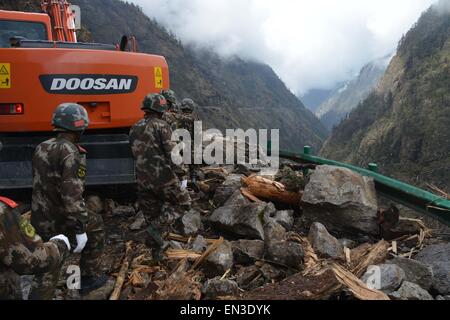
[131, 0, 437, 95]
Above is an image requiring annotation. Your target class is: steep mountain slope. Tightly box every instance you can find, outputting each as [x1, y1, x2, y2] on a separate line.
[300, 86, 343, 113]
[321, 2, 450, 188]
[0, 0, 328, 151]
[316, 56, 390, 130]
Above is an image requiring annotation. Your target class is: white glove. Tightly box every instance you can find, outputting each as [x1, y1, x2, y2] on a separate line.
[50, 234, 71, 251]
[73, 233, 88, 253]
[181, 179, 188, 190]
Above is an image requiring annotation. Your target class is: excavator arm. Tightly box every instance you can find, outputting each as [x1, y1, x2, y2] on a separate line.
[41, 0, 77, 42]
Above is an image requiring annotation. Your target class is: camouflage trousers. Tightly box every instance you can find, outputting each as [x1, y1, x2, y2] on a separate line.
[138, 183, 191, 233]
[28, 213, 105, 300]
[0, 269, 23, 300]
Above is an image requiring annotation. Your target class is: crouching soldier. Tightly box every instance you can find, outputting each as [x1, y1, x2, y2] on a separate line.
[29, 103, 106, 299]
[129, 94, 192, 260]
[0, 195, 70, 300]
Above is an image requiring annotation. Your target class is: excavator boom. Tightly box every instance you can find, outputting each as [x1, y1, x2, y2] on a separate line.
[41, 0, 77, 42]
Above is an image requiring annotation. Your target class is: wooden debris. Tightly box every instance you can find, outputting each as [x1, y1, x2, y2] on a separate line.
[344, 247, 352, 266]
[427, 183, 450, 200]
[241, 175, 302, 206]
[110, 241, 133, 300]
[220, 268, 232, 280]
[156, 259, 202, 300]
[165, 249, 202, 261]
[167, 233, 218, 245]
[331, 264, 390, 300]
[351, 240, 390, 277]
[244, 239, 392, 301]
[191, 237, 224, 270]
[240, 187, 263, 203]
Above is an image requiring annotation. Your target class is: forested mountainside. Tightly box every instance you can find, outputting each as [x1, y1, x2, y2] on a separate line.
[321, 2, 450, 189]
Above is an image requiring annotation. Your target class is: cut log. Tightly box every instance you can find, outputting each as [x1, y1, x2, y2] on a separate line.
[109, 241, 133, 300]
[241, 175, 302, 206]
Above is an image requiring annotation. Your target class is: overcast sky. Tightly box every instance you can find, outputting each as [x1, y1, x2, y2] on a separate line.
[130, 0, 437, 95]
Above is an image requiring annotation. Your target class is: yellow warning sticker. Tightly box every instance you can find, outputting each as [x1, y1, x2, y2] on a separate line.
[0, 63, 11, 89]
[154, 66, 163, 89]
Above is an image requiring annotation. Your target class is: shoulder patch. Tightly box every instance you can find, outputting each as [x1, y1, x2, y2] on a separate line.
[77, 164, 87, 179]
[19, 217, 36, 239]
[0, 196, 18, 209]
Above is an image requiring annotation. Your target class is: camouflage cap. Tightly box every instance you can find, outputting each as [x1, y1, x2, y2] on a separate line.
[142, 93, 168, 113]
[52, 103, 89, 132]
[161, 89, 177, 104]
[180, 98, 196, 112]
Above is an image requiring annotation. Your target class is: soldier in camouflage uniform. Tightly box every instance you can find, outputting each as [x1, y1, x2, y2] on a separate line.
[29, 103, 107, 299]
[176, 98, 200, 181]
[0, 140, 70, 300]
[129, 94, 191, 258]
[0, 197, 70, 300]
[161, 89, 180, 131]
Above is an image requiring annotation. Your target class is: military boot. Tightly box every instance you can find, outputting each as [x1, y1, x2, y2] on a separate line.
[80, 274, 109, 296]
[145, 224, 168, 262]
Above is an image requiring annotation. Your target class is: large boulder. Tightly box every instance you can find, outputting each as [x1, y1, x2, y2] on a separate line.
[415, 243, 450, 295]
[208, 191, 276, 240]
[213, 174, 243, 206]
[390, 282, 433, 301]
[386, 257, 433, 291]
[308, 222, 343, 259]
[231, 240, 265, 264]
[301, 165, 379, 236]
[201, 241, 234, 278]
[264, 221, 304, 269]
[361, 264, 405, 294]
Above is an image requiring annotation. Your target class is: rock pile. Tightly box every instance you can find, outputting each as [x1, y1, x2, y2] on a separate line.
[54, 163, 449, 301]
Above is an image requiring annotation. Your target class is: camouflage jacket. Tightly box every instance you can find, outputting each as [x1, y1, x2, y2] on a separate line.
[31, 135, 89, 237]
[0, 199, 68, 300]
[129, 115, 182, 192]
[162, 111, 179, 131]
[173, 112, 198, 137]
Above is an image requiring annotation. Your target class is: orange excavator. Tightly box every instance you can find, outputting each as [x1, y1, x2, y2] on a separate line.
[0, 0, 170, 189]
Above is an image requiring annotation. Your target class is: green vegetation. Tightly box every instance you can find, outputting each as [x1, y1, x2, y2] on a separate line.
[321, 5, 450, 189]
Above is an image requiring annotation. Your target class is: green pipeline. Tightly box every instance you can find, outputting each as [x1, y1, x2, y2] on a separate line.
[277, 147, 450, 227]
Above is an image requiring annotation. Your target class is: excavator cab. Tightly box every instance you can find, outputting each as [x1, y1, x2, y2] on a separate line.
[0, 4, 170, 190]
[0, 19, 48, 47]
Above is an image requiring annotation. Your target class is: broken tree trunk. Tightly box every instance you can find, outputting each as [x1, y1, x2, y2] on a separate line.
[109, 241, 133, 300]
[241, 175, 302, 206]
[243, 240, 390, 300]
